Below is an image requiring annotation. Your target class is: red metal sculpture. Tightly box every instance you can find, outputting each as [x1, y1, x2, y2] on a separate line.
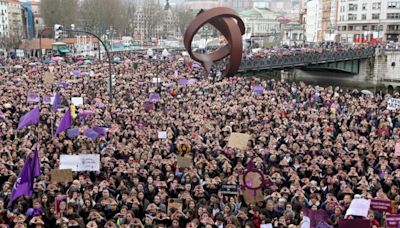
[183, 7, 245, 77]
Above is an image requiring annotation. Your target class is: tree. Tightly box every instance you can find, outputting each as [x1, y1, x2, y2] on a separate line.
[79, 0, 126, 36]
[140, 3, 162, 40]
[39, 0, 79, 28]
[120, 0, 137, 36]
[174, 7, 195, 36]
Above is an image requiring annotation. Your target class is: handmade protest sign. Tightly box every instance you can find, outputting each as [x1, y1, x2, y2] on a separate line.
[50, 169, 73, 183]
[158, 131, 167, 139]
[395, 142, 400, 156]
[227, 133, 250, 150]
[168, 198, 183, 212]
[220, 185, 239, 195]
[43, 72, 55, 84]
[388, 98, 400, 110]
[345, 198, 371, 217]
[177, 156, 192, 168]
[60, 154, 100, 172]
[71, 97, 83, 106]
[240, 160, 272, 204]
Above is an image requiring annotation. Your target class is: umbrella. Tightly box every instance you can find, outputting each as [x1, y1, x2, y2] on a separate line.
[84, 60, 92, 65]
[28, 62, 36, 66]
[43, 60, 55, 64]
[13, 65, 23, 69]
[361, 90, 374, 96]
[52, 56, 64, 61]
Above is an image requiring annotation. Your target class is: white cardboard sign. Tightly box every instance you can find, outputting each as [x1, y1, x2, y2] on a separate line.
[60, 154, 100, 172]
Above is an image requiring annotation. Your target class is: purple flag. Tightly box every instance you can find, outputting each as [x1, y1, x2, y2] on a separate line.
[92, 127, 108, 137]
[52, 93, 61, 111]
[8, 149, 41, 208]
[27, 93, 40, 103]
[17, 107, 40, 131]
[57, 83, 68, 89]
[149, 93, 161, 103]
[54, 108, 72, 136]
[79, 110, 94, 120]
[84, 128, 99, 140]
[67, 128, 80, 138]
[253, 86, 264, 95]
[178, 79, 188, 85]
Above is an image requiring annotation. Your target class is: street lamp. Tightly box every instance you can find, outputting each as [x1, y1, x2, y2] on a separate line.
[54, 24, 114, 103]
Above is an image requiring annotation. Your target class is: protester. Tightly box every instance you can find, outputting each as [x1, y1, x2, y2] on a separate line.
[0, 46, 399, 228]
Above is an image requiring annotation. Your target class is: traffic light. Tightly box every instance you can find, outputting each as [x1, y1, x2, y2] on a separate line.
[54, 24, 63, 41]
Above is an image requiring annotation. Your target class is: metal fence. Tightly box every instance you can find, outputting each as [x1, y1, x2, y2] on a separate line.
[238, 48, 376, 72]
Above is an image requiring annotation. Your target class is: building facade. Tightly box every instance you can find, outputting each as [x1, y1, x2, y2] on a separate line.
[337, 0, 400, 43]
[239, 7, 280, 47]
[7, 0, 23, 38]
[30, 0, 44, 37]
[305, 0, 337, 43]
[0, 0, 9, 37]
[219, 0, 253, 9]
[183, 0, 222, 10]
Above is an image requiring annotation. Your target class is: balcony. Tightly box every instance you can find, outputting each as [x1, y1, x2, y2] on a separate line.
[387, 30, 400, 34]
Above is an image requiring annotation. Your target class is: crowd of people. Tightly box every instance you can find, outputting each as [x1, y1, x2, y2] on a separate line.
[0, 47, 399, 228]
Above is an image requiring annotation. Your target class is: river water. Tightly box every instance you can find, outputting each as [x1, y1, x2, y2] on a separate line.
[257, 69, 378, 92]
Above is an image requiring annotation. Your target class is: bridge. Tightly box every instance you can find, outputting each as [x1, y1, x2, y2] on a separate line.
[236, 48, 376, 75]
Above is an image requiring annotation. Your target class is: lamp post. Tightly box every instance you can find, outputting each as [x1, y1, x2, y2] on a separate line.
[39, 27, 52, 60]
[55, 25, 114, 103]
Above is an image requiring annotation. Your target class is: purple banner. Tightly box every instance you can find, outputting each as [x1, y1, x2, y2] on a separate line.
[178, 79, 188, 85]
[67, 128, 80, 138]
[72, 70, 81, 77]
[253, 86, 264, 95]
[43, 96, 52, 105]
[339, 219, 370, 228]
[27, 93, 40, 103]
[149, 93, 161, 103]
[57, 83, 68, 89]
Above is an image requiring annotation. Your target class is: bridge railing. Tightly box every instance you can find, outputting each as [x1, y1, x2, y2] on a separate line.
[238, 48, 376, 72]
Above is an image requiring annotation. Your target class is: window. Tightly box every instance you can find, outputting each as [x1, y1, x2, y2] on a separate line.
[349, 3, 358, 11]
[388, 2, 400, 8]
[348, 25, 354, 31]
[387, 13, 400, 19]
[348, 14, 357, 21]
[372, 13, 380, 19]
[362, 14, 367, 20]
[342, 26, 347, 31]
[372, 2, 381, 9]
[362, 3, 367, 10]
